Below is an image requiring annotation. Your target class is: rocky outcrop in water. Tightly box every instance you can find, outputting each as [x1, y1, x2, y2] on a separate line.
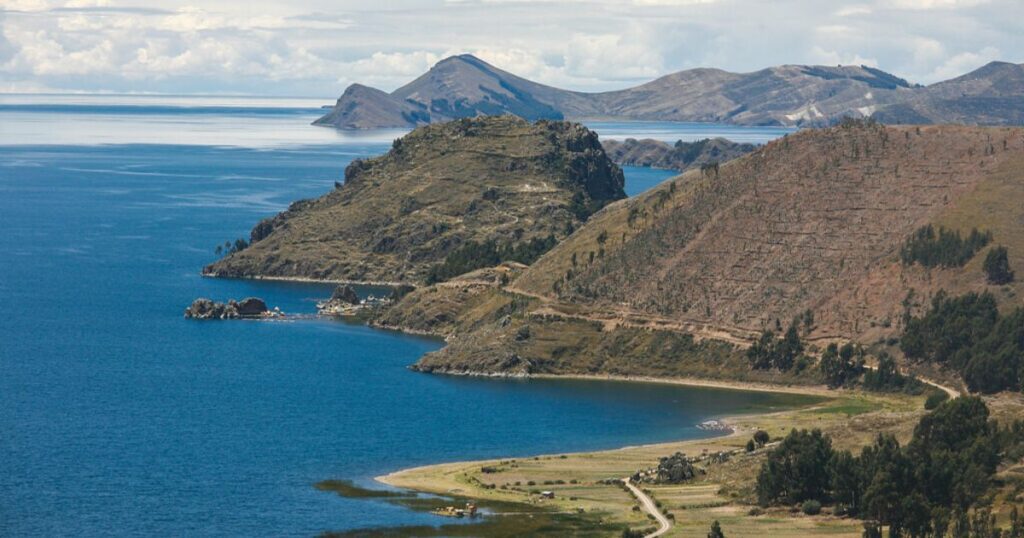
[184, 297, 271, 319]
[317, 285, 363, 316]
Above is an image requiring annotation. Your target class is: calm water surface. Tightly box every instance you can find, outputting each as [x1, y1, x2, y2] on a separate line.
[0, 96, 796, 536]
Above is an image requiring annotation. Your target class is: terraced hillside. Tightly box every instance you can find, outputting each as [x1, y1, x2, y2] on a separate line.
[205, 116, 625, 283]
[393, 122, 1024, 377]
[514, 121, 1024, 343]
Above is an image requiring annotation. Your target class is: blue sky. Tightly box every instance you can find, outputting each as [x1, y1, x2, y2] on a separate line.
[1, 0, 1021, 97]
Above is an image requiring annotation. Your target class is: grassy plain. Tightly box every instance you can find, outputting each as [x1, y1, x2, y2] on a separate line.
[375, 384, 926, 537]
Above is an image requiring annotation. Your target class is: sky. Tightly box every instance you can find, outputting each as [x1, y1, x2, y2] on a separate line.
[1, 0, 1021, 98]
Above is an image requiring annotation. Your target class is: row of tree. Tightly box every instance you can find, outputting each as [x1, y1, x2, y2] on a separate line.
[899, 225, 991, 269]
[757, 397, 1024, 537]
[425, 234, 558, 283]
[901, 291, 1024, 393]
[214, 238, 249, 257]
[747, 322, 805, 371]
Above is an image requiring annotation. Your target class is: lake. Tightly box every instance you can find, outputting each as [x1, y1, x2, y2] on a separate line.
[0, 95, 795, 536]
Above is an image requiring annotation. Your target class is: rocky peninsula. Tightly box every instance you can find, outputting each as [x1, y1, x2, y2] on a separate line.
[204, 116, 625, 284]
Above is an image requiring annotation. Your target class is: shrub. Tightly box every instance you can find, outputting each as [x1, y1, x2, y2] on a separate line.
[746, 439, 756, 452]
[924, 390, 950, 410]
[801, 499, 822, 515]
[425, 234, 558, 283]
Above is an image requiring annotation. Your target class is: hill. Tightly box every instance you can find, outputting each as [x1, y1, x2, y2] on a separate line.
[395, 122, 1024, 377]
[601, 137, 757, 172]
[203, 116, 625, 284]
[312, 55, 595, 130]
[314, 56, 1024, 129]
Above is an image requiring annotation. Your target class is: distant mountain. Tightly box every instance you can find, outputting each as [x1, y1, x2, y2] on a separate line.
[872, 61, 1024, 125]
[601, 137, 757, 172]
[315, 56, 1024, 129]
[313, 55, 594, 129]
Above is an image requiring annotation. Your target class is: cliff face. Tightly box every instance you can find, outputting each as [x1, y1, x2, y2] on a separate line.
[204, 116, 625, 283]
[601, 137, 757, 172]
[399, 123, 1024, 376]
[315, 56, 1024, 129]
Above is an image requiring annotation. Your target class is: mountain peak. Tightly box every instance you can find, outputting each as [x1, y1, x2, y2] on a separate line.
[316, 58, 1024, 129]
[429, 54, 495, 74]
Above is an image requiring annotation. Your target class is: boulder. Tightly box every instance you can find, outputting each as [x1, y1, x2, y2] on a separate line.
[235, 297, 269, 317]
[329, 285, 361, 306]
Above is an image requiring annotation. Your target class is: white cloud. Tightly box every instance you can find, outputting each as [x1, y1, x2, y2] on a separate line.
[836, 4, 872, 16]
[927, 46, 1001, 80]
[810, 46, 879, 68]
[565, 32, 663, 80]
[887, 0, 989, 9]
[0, 0, 1021, 95]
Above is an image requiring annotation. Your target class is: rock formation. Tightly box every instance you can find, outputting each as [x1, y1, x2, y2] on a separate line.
[184, 297, 270, 319]
[632, 452, 705, 484]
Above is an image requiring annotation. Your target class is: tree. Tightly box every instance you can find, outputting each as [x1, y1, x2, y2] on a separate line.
[756, 429, 834, 505]
[829, 450, 863, 515]
[707, 520, 725, 538]
[900, 225, 991, 268]
[900, 291, 998, 366]
[754, 430, 770, 447]
[775, 323, 804, 371]
[983, 246, 1014, 285]
[747, 330, 776, 370]
[821, 343, 857, 388]
[862, 520, 883, 538]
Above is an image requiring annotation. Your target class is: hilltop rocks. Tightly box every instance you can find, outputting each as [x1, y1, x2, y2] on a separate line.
[184, 297, 271, 320]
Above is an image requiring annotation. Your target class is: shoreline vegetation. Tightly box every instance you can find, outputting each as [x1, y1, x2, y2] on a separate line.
[365, 380, 923, 537]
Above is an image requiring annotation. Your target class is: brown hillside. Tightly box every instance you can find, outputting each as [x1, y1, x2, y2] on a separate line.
[205, 116, 625, 283]
[512, 122, 1024, 343]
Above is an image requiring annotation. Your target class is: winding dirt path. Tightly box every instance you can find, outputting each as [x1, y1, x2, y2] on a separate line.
[622, 478, 671, 537]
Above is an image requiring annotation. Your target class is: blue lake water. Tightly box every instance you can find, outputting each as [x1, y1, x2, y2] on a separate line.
[0, 96, 795, 536]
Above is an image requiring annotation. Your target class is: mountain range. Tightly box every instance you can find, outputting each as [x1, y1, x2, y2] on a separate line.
[314, 55, 1024, 129]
